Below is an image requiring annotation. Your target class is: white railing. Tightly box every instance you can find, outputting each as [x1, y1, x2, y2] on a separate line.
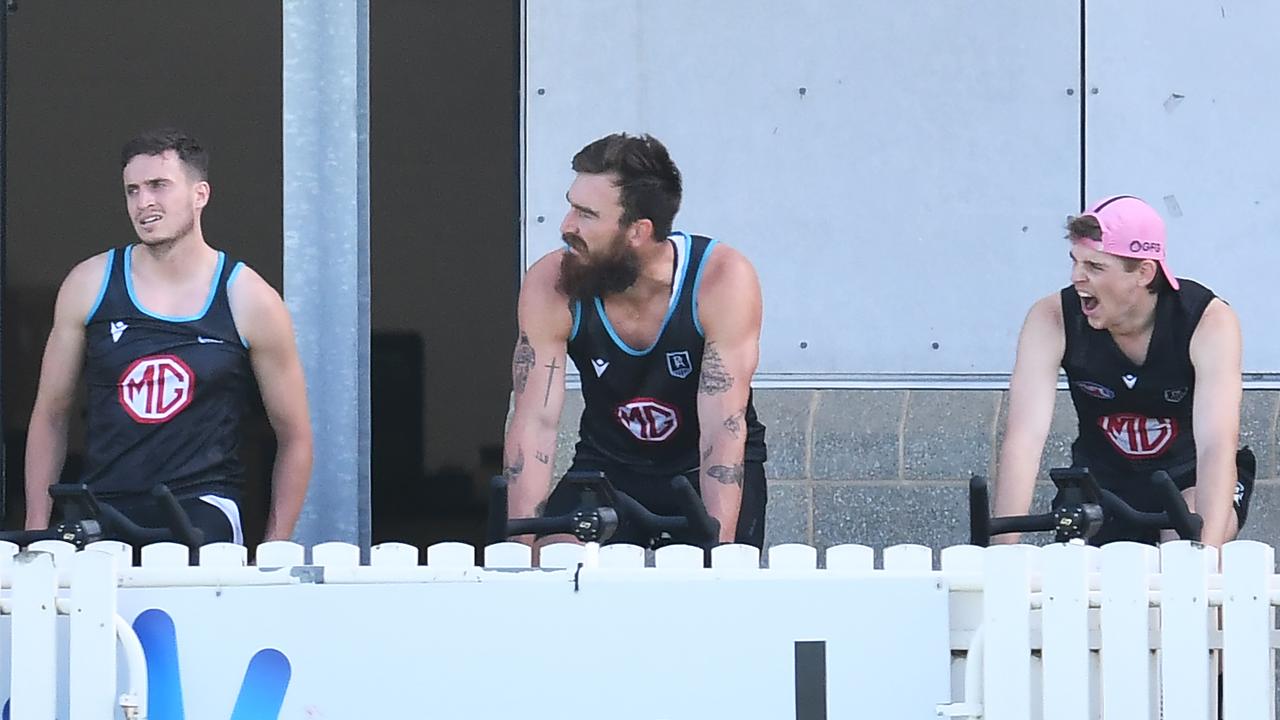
[0, 539, 1276, 719]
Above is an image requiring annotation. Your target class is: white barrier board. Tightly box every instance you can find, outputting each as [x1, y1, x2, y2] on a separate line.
[1, 570, 950, 718]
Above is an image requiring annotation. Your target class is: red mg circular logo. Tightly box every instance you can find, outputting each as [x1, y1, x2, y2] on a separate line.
[1098, 413, 1177, 458]
[615, 397, 680, 442]
[119, 355, 195, 423]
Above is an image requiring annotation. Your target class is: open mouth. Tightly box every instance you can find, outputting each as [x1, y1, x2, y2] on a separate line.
[1079, 292, 1099, 314]
[139, 214, 163, 227]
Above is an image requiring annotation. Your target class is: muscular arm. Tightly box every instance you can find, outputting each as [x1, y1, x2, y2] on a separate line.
[695, 246, 763, 544]
[24, 254, 107, 529]
[992, 294, 1065, 542]
[503, 253, 572, 528]
[230, 267, 314, 541]
[1187, 299, 1242, 548]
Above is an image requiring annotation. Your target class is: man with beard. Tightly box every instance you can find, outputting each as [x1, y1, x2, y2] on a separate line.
[992, 195, 1251, 547]
[23, 129, 313, 544]
[503, 132, 768, 550]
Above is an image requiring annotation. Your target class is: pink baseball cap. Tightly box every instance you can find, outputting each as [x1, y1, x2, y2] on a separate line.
[1078, 195, 1179, 290]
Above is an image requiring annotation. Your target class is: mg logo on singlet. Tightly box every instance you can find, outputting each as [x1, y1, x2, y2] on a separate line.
[1098, 413, 1177, 458]
[119, 354, 195, 424]
[616, 397, 680, 442]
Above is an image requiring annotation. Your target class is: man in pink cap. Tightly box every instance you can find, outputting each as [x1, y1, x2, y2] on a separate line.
[992, 195, 1252, 547]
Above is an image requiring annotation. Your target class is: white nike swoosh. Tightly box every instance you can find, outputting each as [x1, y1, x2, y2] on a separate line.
[197, 336, 225, 344]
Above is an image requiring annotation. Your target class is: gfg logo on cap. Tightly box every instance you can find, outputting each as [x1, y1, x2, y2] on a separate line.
[1129, 240, 1162, 254]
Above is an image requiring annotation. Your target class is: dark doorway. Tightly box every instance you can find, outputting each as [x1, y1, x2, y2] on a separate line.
[0, 2, 519, 551]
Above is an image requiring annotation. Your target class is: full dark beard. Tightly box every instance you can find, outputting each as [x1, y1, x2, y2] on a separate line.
[556, 239, 641, 300]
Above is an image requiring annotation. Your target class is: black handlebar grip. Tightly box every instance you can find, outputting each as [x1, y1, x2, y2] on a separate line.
[989, 513, 1064, 536]
[488, 475, 511, 544]
[506, 516, 574, 537]
[969, 475, 991, 547]
[671, 475, 719, 545]
[1151, 470, 1202, 542]
[0, 528, 65, 546]
[151, 485, 205, 549]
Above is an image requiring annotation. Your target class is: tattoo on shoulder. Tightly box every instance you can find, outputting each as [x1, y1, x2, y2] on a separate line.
[512, 333, 536, 394]
[723, 408, 747, 437]
[699, 343, 734, 395]
[706, 463, 744, 488]
[503, 449, 525, 484]
[534, 450, 550, 465]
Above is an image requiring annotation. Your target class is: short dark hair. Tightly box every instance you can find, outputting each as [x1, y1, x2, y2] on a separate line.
[120, 128, 209, 181]
[571, 133, 682, 242]
[1066, 214, 1165, 293]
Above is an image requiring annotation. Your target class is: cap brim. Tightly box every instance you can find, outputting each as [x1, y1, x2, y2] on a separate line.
[1159, 260, 1180, 290]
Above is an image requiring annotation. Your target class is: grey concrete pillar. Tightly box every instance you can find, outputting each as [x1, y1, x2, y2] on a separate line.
[282, 0, 370, 554]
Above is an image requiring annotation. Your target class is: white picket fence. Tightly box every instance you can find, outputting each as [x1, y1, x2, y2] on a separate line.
[0, 538, 1276, 719]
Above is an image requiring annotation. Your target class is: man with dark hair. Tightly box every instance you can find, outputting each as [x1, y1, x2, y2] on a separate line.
[503, 132, 768, 550]
[993, 195, 1252, 547]
[23, 128, 314, 544]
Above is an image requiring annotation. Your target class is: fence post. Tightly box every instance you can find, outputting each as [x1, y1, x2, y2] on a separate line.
[11, 550, 59, 719]
[983, 544, 1033, 720]
[1160, 541, 1214, 720]
[69, 549, 119, 720]
[1221, 540, 1274, 720]
[1040, 542, 1094, 720]
[1099, 542, 1158, 718]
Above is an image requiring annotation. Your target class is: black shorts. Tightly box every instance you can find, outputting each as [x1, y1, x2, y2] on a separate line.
[1054, 447, 1256, 546]
[103, 493, 240, 545]
[542, 460, 768, 549]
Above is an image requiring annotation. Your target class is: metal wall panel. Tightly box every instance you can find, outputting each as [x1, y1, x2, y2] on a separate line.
[523, 1, 1081, 384]
[1086, 0, 1280, 378]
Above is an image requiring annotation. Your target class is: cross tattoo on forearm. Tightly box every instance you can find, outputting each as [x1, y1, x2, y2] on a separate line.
[543, 358, 560, 407]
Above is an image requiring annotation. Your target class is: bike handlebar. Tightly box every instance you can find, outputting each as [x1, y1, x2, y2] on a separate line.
[609, 475, 719, 542]
[94, 484, 206, 548]
[490, 472, 720, 548]
[971, 468, 1202, 546]
[1093, 470, 1202, 543]
[0, 484, 205, 551]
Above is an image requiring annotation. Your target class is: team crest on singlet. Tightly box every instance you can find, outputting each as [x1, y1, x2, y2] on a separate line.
[1073, 381, 1115, 400]
[666, 351, 693, 379]
[119, 354, 195, 424]
[616, 397, 680, 442]
[1098, 413, 1177, 459]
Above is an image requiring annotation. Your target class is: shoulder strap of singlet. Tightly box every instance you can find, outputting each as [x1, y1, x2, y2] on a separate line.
[84, 247, 121, 325]
[685, 234, 719, 337]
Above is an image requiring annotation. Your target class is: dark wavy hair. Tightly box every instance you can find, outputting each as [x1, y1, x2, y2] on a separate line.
[571, 133, 682, 242]
[120, 128, 209, 181]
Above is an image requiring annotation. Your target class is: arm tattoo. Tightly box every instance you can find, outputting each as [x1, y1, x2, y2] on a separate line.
[706, 463, 745, 487]
[699, 343, 734, 395]
[512, 333, 536, 394]
[503, 449, 525, 484]
[701, 444, 714, 462]
[534, 450, 550, 465]
[723, 408, 746, 438]
[543, 358, 560, 407]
